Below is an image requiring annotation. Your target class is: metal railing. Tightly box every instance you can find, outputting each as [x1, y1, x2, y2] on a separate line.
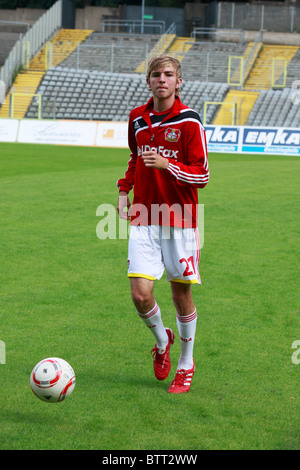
[72, 43, 151, 74]
[242, 31, 262, 84]
[191, 27, 244, 46]
[0, 0, 62, 94]
[216, 2, 300, 33]
[153, 22, 176, 55]
[0, 20, 30, 32]
[69, 23, 175, 74]
[227, 31, 263, 89]
[101, 19, 165, 35]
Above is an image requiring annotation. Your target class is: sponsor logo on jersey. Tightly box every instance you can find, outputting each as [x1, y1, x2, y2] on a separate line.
[138, 145, 179, 160]
[165, 128, 181, 142]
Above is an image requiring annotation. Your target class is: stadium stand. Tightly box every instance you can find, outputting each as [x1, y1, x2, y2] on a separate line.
[0, 18, 299, 127]
[246, 88, 299, 128]
[167, 37, 194, 62]
[29, 29, 94, 70]
[135, 30, 176, 73]
[285, 47, 300, 87]
[0, 28, 93, 119]
[241, 41, 263, 83]
[0, 70, 44, 119]
[213, 90, 260, 126]
[244, 45, 299, 90]
[179, 40, 246, 83]
[60, 33, 158, 73]
[18, 33, 300, 126]
[0, 31, 23, 65]
[25, 66, 229, 123]
[0, 23, 29, 66]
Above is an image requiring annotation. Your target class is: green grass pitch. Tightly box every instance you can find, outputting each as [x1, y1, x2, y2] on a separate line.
[0, 142, 299, 450]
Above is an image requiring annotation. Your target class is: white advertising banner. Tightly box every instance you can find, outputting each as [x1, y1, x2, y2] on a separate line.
[0, 119, 19, 142]
[95, 121, 128, 148]
[17, 120, 98, 146]
[205, 125, 300, 156]
[241, 127, 300, 155]
[1, 119, 299, 156]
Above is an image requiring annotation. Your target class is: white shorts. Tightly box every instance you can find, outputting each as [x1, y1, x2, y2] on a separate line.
[127, 225, 201, 284]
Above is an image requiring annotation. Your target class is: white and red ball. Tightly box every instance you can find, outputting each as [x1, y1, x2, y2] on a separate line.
[30, 357, 76, 403]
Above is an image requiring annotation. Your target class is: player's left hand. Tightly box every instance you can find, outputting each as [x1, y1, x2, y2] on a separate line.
[142, 151, 169, 170]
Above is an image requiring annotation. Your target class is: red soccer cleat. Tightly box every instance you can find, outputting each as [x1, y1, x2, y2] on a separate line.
[168, 361, 195, 394]
[151, 328, 175, 381]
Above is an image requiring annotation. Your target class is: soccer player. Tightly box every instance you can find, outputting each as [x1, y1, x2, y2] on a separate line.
[117, 54, 209, 393]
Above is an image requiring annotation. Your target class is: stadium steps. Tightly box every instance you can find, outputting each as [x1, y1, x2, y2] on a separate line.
[0, 29, 93, 119]
[229, 41, 262, 86]
[242, 41, 263, 82]
[167, 37, 194, 61]
[0, 70, 44, 119]
[213, 90, 260, 125]
[29, 28, 94, 71]
[135, 33, 176, 73]
[285, 47, 300, 86]
[58, 33, 158, 74]
[244, 45, 299, 91]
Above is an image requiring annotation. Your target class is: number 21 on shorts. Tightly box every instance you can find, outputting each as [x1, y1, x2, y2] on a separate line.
[180, 256, 196, 277]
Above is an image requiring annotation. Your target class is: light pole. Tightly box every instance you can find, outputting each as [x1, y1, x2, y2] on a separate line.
[141, 0, 145, 34]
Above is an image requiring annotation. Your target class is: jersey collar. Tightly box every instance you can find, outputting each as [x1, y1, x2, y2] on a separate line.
[142, 95, 182, 135]
[144, 95, 182, 116]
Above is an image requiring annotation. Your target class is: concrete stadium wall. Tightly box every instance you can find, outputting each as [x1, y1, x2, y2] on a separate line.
[0, 8, 45, 26]
[1, 4, 300, 42]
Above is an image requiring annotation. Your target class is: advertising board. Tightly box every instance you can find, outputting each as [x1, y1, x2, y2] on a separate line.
[0, 120, 299, 156]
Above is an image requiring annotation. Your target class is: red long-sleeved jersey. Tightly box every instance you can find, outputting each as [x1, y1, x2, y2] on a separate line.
[117, 96, 209, 228]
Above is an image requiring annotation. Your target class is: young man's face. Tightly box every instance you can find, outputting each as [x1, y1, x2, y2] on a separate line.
[147, 65, 182, 102]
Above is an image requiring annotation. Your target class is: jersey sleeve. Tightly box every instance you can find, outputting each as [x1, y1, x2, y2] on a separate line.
[166, 119, 209, 189]
[116, 113, 137, 193]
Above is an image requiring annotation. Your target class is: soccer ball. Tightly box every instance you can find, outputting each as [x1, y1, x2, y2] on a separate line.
[30, 357, 76, 403]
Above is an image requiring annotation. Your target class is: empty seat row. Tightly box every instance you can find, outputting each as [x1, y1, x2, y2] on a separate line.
[26, 66, 229, 123]
[247, 87, 299, 128]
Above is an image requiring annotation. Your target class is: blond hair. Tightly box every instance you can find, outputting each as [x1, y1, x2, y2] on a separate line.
[146, 55, 182, 95]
